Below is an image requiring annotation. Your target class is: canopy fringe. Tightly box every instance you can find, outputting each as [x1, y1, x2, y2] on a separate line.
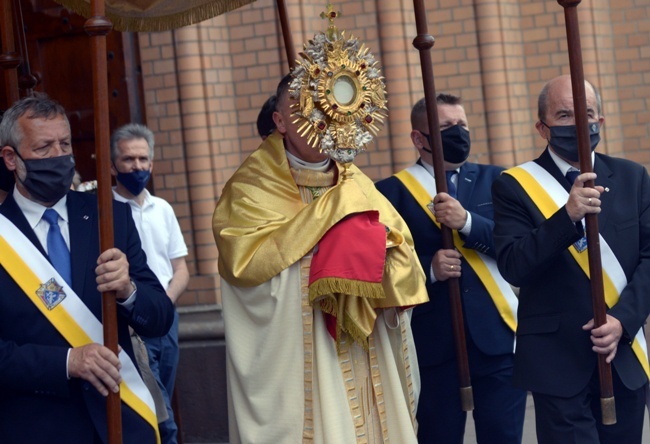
[54, 0, 256, 32]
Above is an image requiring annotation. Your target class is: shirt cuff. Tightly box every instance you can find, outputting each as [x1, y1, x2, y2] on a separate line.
[66, 348, 71, 379]
[459, 211, 472, 236]
[430, 264, 438, 284]
[117, 280, 137, 311]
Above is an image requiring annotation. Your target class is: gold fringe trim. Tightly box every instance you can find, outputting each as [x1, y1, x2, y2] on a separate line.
[309, 277, 385, 352]
[309, 277, 385, 300]
[340, 311, 370, 352]
[314, 293, 370, 351]
[54, 0, 256, 32]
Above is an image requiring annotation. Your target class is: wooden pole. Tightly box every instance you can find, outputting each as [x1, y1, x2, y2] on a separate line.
[12, 0, 37, 94]
[557, 0, 615, 425]
[411, 0, 473, 411]
[0, 0, 20, 107]
[276, 0, 296, 70]
[84, 1, 122, 441]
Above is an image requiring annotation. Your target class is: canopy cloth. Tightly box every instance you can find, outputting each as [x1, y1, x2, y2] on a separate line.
[54, 0, 256, 32]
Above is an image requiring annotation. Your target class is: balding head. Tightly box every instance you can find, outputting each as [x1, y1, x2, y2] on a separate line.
[537, 74, 601, 122]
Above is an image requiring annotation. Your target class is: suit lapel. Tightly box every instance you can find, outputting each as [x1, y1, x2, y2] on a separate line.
[67, 192, 93, 296]
[594, 156, 615, 230]
[535, 149, 570, 191]
[457, 163, 477, 204]
[0, 193, 48, 257]
[536, 149, 615, 231]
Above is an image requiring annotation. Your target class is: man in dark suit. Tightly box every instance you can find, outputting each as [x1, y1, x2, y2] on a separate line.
[376, 94, 526, 444]
[0, 94, 174, 443]
[492, 74, 650, 443]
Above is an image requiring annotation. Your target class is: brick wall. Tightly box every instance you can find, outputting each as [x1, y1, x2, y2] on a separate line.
[139, 0, 650, 308]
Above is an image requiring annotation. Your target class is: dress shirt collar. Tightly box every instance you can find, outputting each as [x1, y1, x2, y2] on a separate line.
[12, 186, 69, 229]
[418, 158, 459, 178]
[548, 146, 595, 176]
[112, 187, 153, 209]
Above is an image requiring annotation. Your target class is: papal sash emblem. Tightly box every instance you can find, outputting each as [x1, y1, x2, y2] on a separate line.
[36, 278, 67, 310]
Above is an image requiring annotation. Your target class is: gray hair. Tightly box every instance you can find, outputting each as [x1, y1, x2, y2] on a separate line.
[537, 79, 602, 121]
[0, 93, 68, 153]
[110, 123, 155, 162]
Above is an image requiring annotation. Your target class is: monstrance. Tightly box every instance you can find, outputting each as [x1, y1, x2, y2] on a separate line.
[289, 2, 388, 179]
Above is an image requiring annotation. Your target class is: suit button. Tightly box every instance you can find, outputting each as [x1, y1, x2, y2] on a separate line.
[83, 383, 90, 391]
[464, 289, 469, 293]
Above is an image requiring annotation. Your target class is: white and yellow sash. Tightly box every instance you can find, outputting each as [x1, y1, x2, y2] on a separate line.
[504, 162, 650, 378]
[394, 166, 518, 332]
[0, 213, 160, 443]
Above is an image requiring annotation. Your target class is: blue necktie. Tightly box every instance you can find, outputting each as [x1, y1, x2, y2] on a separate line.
[566, 169, 580, 186]
[446, 170, 457, 198]
[42, 209, 71, 285]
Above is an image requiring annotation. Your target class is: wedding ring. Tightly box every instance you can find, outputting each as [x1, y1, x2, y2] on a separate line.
[588, 197, 592, 205]
[450, 265, 455, 271]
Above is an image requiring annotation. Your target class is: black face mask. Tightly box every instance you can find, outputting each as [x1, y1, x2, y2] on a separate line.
[420, 125, 471, 164]
[13, 147, 75, 203]
[541, 121, 601, 162]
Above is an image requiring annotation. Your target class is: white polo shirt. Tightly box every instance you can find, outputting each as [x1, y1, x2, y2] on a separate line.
[113, 188, 188, 290]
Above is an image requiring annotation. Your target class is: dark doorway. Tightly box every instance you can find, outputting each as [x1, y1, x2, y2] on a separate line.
[0, 0, 146, 184]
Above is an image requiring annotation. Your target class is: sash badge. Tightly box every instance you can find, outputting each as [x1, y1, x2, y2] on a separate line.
[36, 278, 67, 310]
[573, 236, 588, 253]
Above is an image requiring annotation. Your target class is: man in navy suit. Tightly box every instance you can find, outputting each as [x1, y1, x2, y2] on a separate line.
[492, 75, 649, 443]
[376, 94, 526, 443]
[0, 94, 174, 443]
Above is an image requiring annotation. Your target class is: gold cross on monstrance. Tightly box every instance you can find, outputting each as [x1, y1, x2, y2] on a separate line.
[320, 2, 341, 24]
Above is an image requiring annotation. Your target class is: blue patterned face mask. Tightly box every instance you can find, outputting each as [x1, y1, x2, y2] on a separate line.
[541, 121, 600, 162]
[116, 169, 151, 196]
